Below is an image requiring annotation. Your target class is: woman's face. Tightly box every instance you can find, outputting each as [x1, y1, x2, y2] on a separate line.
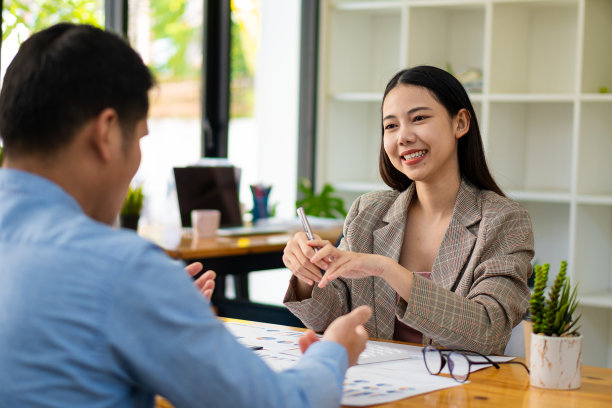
[382, 84, 469, 185]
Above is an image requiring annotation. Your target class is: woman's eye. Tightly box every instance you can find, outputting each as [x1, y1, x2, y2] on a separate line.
[414, 115, 427, 122]
[384, 123, 396, 130]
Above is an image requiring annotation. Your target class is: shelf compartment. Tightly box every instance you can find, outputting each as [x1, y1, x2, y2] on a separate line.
[573, 204, 612, 297]
[407, 4, 485, 92]
[318, 100, 382, 186]
[490, 1, 578, 94]
[581, 0, 612, 94]
[519, 201, 570, 284]
[577, 102, 612, 195]
[326, 6, 403, 94]
[577, 308, 611, 368]
[487, 101, 573, 193]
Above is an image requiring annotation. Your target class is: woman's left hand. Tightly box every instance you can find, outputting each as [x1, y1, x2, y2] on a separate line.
[306, 239, 389, 288]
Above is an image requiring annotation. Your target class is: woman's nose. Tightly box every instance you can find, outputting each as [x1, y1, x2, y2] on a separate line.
[397, 126, 415, 144]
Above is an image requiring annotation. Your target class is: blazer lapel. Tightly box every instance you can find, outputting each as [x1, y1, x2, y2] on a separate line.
[370, 185, 414, 338]
[372, 184, 414, 261]
[431, 180, 481, 291]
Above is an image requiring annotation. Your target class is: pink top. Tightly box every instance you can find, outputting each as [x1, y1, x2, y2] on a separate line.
[393, 271, 432, 344]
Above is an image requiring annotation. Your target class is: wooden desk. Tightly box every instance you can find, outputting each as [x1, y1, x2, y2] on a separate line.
[141, 224, 343, 325]
[391, 359, 612, 408]
[155, 319, 612, 408]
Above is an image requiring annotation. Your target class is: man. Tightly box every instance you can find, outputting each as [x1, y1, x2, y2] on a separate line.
[0, 23, 371, 407]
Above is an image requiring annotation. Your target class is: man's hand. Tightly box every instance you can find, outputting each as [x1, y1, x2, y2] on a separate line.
[322, 305, 372, 367]
[185, 262, 216, 301]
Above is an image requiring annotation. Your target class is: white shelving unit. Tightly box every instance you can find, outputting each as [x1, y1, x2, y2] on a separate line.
[316, 0, 612, 367]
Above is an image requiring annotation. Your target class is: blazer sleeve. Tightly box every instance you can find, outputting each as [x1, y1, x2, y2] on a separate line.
[282, 198, 363, 333]
[396, 202, 534, 355]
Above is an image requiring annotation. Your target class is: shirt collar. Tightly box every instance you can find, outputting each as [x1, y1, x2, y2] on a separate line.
[0, 168, 84, 214]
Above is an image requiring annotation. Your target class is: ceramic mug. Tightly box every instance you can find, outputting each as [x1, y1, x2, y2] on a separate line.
[191, 209, 221, 238]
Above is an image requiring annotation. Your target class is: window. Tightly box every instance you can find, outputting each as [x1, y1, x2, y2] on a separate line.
[228, 0, 302, 220]
[128, 0, 204, 227]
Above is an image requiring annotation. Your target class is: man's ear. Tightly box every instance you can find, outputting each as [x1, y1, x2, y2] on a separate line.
[91, 108, 120, 162]
[454, 108, 471, 139]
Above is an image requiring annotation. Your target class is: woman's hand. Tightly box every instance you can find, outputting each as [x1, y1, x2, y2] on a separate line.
[307, 239, 388, 288]
[282, 231, 331, 286]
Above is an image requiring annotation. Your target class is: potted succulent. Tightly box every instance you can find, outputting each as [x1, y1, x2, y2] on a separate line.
[529, 260, 582, 390]
[120, 185, 144, 230]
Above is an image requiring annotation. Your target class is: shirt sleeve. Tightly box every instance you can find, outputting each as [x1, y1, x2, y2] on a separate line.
[105, 244, 348, 408]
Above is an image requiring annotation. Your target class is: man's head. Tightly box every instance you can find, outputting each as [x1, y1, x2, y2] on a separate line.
[0, 23, 155, 224]
[0, 23, 154, 157]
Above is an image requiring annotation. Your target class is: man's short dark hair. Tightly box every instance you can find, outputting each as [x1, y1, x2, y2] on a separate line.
[0, 23, 155, 157]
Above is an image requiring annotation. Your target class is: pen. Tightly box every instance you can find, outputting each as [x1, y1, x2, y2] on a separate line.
[297, 207, 317, 253]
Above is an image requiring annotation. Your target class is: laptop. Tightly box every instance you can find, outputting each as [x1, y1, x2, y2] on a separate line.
[173, 166, 243, 228]
[173, 165, 289, 236]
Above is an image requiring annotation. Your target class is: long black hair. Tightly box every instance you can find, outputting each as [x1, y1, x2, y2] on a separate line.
[378, 65, 504, 196]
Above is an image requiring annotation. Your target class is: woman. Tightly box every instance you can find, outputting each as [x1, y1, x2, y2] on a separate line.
[282, 65, 534, 355]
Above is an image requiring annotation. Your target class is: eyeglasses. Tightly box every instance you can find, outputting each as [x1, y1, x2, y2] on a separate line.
[422, 345, 530, 383]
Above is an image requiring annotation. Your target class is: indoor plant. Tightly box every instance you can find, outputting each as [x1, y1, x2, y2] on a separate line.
[529, 260, 582, 390]
[296, 178, 347, 219]
[120, 185, 144, 230]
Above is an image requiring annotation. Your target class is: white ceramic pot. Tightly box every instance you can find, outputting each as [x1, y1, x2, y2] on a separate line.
[529, 333, 582, 390]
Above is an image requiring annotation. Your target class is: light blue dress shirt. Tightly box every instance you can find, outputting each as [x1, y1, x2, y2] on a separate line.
[0, 169, 348, 408]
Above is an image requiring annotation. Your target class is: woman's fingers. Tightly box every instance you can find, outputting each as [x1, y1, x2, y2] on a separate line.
[283, 246, 324, 284]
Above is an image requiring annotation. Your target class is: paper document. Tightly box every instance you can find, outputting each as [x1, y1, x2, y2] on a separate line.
[224, 320, 513, 407]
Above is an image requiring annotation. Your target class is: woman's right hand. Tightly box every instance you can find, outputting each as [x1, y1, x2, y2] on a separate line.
[282, 231, 328, 286]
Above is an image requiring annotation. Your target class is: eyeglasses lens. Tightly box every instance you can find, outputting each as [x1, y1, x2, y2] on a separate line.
[424, 347, 443, 375]
[448, 352, 470, 382]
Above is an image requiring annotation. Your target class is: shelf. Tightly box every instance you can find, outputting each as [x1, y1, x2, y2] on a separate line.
[318, 0, 612, 369]
[333, 1, 404, 11]
[577, 195, 612, 206]
[333, 181, 390, 192]
[507, 190, 572, 203]
[580, 292, 612, 309]
[488, 94, 575, 102]
[580, 94, 612, 102]
[331, 92, 383, 102]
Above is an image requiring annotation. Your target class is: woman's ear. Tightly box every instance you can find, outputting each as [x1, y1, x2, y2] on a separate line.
[454, 108, 471, 139]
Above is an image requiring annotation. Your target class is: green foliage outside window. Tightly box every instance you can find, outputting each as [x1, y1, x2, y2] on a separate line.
[149, 0, 199, 80]
[2, 0, 102, 43]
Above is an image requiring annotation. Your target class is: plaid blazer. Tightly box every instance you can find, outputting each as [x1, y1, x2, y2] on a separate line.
[284, 179, 534, 354]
